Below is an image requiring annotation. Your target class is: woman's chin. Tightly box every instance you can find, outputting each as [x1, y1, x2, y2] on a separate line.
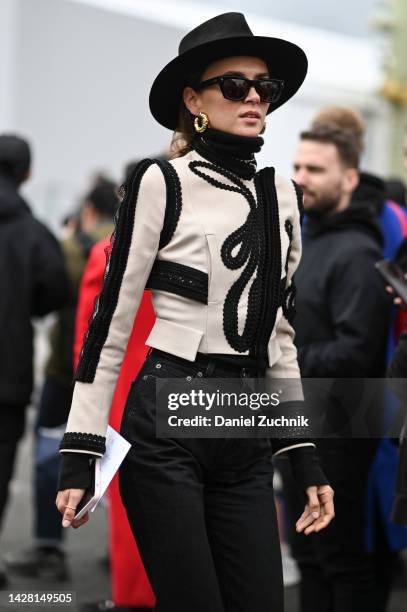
[230, 125, 262, 138]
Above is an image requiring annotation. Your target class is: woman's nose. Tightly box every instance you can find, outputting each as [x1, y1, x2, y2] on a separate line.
[245, 86, 261, 103]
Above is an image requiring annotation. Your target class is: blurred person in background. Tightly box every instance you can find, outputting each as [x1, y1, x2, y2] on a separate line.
[60, 210, 80, 240]
[311, 108, 407, 584]
[0, 134, 70, 587]
[7, 178, 118, 582]
[280, 124, 391, 612]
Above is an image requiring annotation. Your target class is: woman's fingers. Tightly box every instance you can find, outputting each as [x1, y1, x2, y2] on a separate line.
[72, 512, 89, 529]
[315, 490, 335, 531]
[296, 485, 335, 535]
[305, 486, 321, 519]
[55, 489, 86, 528]
[307, 487, 335, 534]
[55, 490, 69, 515]
[296, 510, 315, 532]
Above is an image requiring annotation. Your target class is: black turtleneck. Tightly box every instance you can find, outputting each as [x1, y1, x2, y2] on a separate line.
[192, 128, 263, 180]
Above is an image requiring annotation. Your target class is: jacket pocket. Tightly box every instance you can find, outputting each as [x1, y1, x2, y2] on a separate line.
[205, 233, 222, 303]
[145, 318, 203, 361]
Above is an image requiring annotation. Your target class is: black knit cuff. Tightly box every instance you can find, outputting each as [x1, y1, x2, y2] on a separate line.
[288, 446, 329, 491]
[58, 453, 96, 491]
[60, 432, 106, 455]
[272, 434, 313, 456]
[391, 495, 407, 525]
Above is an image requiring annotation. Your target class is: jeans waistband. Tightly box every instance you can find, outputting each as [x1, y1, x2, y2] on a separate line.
[149, 348, 264, 378]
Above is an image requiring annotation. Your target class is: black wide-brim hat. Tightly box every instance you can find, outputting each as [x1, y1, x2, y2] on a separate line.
[149, 12, 308, 131]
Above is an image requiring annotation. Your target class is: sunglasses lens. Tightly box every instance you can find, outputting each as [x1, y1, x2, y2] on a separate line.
[258, 80, 283, 103]
[221, 78, 249, 100]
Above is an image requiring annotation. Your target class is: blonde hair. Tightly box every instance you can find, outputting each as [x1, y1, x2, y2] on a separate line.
[311, 107, 365, 155]
[169, 104, 196, 159]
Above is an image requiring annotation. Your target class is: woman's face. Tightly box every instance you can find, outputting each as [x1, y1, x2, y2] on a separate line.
[183, 56, 270, 137]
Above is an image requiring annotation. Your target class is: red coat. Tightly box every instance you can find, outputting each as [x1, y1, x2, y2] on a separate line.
[74, 238, 156, 608]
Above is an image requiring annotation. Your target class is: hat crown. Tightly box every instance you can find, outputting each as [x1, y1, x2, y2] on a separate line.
[179, 12, 253, 54]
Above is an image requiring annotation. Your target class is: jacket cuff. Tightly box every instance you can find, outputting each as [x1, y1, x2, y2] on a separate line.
[58, 453, 95, 491]
[59, 432, 106, 456]
[391, 495, 407, 525]
[277, 445, 329, 491]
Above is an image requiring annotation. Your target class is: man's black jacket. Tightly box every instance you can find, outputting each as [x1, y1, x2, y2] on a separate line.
[0, 176, 70, 406]
[295, 204, 390, 378]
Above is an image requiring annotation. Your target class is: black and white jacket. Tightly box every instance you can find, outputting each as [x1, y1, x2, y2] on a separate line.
[59, 135, 319, 473]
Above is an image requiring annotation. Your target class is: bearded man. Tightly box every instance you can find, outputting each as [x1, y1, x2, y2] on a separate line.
[280, 124, 392, 612]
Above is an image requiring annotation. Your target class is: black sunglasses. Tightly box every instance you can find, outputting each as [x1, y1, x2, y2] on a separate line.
[196, 76, 284, 103]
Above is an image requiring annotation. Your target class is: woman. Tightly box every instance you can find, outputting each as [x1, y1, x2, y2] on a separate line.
[56, 12, 334, 612]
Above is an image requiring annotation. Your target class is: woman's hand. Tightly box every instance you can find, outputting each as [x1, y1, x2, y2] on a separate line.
[55, 489, 89, 530]
[295, 485, 334, 535]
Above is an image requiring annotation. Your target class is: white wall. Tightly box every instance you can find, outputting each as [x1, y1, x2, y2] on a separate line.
[0, 0, 19, 130]
[14, 0, 183, 225]
[2, 0, 390, 228]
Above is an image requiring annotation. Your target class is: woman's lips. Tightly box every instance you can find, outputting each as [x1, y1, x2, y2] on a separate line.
[240, 116, 261, 124]
[239, 112, 261, 123]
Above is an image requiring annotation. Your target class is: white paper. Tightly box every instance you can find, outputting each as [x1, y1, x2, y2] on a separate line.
[90, 425, 131, 512]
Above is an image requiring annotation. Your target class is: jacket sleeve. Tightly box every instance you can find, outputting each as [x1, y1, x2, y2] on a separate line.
[265, 180, 325, 483]
[59, 161, 166, 457]
[31, 221, 71, 317]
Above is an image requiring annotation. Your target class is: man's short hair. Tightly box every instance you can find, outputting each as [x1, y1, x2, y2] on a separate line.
[84, 180, 119, 219]
[311, 107, 365, 155]
[0, 134, 31, 185]
[300, 124, 360, 170]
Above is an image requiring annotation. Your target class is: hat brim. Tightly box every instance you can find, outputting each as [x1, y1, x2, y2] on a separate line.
[149, 36, 308, 130]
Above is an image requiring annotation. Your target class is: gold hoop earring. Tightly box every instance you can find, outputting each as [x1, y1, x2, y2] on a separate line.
[194, 112, 209, 133]
[260, 121, 266, 135]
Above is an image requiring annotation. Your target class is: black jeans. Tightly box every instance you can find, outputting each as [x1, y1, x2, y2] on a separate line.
[0, 404, 26, 529]
[119, 351, 283, 612]
[279, 439, 393, 612]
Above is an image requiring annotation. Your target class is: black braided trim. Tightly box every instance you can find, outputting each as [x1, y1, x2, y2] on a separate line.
[282, 219, 296, 324]
[189, 160, 261, 353]
[146, 260, 208, 304]
[155, 160, 183, 250]
[60, 432, 106, 455]
[251, 167, 282, 361]
[284, 219, 294, 275]
[292, 180, 304, 224]
[282, 279, 297, 325]
[75, 159, 156, 383]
